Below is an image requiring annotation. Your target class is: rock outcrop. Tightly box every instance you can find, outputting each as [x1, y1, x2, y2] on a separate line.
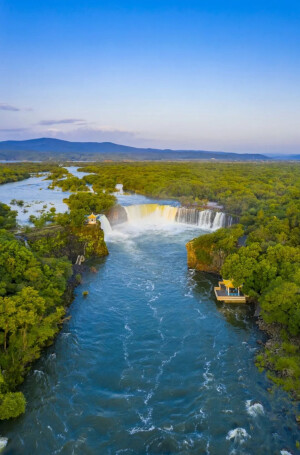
[186, 224, 244, 274]
[26, 223, 108, 262]
[186, 238, 225, 274]
[106, 205, 128, 226]
[72, 223, 109, 258]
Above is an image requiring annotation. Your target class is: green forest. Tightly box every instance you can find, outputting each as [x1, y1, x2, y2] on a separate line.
[0, 165, 30, 185]
[0, 161, 299, 420]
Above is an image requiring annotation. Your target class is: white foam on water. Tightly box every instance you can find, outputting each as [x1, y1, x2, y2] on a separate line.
[116, 450, 136, 454]
[195, 308, 207, 320]
[122, 318, 134, 366]
[33, 369, 45, 378]
[163, 425, 174, 431]
[144, 350, 179, 407]
[183, 438, 194, 448]
[124, 323, 132, 334]
[202, 361, 214, 388]
[245, 400, 264, 417]
[280, 451, 293, 455]
[216, 383, 227, 394]
[0, 438, 8, 451]
[196, 408, 206, 420]
[128, 425, 155, 435]
[137, 408, 153, 425]
[226, 428, 250, 444]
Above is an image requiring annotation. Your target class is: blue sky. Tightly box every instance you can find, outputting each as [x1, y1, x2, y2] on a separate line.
[0, 0, 300, 153]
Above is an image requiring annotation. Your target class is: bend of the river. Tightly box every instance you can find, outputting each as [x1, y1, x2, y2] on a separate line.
[0, 172, 299, 454]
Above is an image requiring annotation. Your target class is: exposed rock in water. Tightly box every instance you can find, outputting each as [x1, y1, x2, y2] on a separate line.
[106, 205, 128, 226]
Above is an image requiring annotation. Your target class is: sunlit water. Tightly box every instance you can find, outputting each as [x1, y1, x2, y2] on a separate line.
[0, 167, 93, 224]
[0, 175, 299, 454]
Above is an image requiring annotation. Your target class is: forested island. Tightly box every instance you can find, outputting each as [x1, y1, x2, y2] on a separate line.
[0, 160, 299, 424]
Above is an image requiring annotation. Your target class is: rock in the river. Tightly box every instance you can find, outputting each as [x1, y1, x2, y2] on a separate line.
[106, 205, 127, 226]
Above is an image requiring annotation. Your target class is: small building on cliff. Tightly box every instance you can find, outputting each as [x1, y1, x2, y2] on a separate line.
[87, 213, 98, 225]
[214, 279, 247, 304]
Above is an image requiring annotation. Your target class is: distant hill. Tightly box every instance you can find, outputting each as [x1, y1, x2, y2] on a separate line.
[269, 154, 300, 160]
[0, 137, 270, 161]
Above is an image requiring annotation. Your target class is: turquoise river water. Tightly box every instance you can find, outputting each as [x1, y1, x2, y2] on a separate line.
[0, 173, 299, 454]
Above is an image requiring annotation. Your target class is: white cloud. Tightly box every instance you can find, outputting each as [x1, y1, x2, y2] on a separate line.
[38, 118, 86, 126]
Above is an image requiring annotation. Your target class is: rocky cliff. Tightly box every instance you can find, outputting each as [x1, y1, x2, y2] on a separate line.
[73, 223, 109, 258]
[186, 238, 225, 274]
[26, 223, 108, 262]
[186, 224, 244, 274]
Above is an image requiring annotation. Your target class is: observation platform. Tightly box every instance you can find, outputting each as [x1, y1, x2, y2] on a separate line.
[214, 280, 247, 304]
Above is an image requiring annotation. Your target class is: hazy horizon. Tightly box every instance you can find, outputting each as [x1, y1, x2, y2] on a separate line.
[1, 0, 300, 154]
[0, 136, 298, 157]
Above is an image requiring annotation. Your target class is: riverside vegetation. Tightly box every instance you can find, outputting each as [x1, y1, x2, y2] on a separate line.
[0, 161, 299, 419]
[0, 164, 113, 419]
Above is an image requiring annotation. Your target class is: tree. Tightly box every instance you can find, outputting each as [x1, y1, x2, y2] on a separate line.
[0, 392, 26, 419]
[260, 279, 300, 335]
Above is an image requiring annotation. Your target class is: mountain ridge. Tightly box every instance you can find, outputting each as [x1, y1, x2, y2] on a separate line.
[0, 137, 271, 161]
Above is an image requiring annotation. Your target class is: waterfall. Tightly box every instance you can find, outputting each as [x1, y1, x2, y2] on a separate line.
[211, 211, 226, 230]
[125, 204, 178, 224]
[99, 215, 113, 235]
[176, 207, 227, 230]
[123, 204, 228, 231]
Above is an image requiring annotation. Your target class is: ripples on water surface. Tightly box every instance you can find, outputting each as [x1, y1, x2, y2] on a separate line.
[0, 175, 299, 454]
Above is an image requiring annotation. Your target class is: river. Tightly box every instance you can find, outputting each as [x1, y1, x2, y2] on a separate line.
[0, 173, 299, 454]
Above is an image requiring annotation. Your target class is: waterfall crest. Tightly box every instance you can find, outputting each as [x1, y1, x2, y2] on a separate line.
[124, 204, 229, 230]
[125, 204, 178, 223]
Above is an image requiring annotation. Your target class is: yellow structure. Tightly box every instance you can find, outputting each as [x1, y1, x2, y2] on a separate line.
[214, 279, 247, 303]
[87, 213, 97, 225]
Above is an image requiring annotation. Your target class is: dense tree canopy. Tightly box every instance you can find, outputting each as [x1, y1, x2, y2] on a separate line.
[0, 202, 17, 230]
[0, 165, 30, 185]
[0, 228, 72, 418]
